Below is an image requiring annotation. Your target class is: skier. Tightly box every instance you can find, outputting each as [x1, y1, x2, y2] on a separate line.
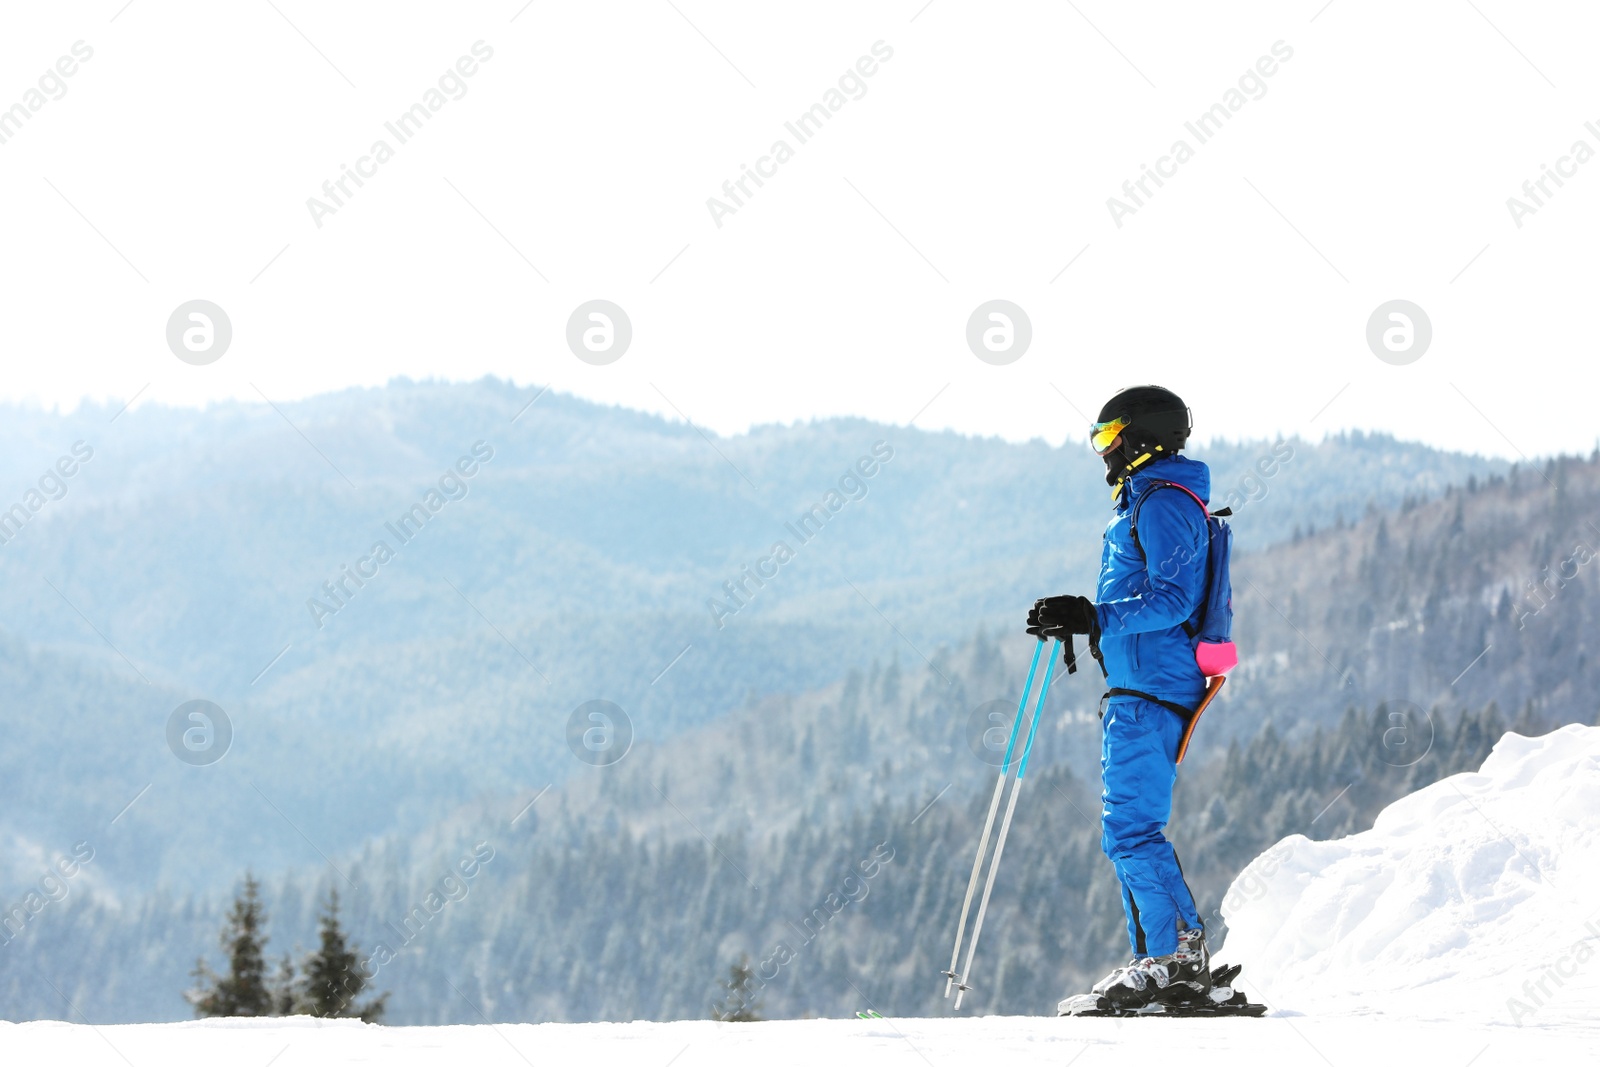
[1027, 385, 1215, 1011]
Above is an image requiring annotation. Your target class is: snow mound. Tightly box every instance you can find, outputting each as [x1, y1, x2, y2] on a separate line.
[1222, 724, 1600, 1026]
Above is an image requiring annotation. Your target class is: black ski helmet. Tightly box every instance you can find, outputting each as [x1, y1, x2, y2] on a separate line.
[1093, 385, 1192, 456]
[1093, 385, 1191, 488]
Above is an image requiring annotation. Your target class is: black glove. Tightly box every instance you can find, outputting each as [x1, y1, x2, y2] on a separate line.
[1025, 595, 1096, 640]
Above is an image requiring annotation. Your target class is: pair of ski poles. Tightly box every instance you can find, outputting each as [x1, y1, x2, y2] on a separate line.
[943, 637, 1061, 1010]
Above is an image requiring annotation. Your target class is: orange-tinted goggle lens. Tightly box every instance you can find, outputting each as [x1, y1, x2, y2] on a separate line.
[1091, 416, 1129, 455]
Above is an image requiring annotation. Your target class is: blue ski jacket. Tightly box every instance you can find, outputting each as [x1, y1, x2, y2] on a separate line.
[1092, 453, 1210, 711]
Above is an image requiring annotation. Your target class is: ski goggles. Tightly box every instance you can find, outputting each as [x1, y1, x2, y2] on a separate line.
[1090, 415, 1130, 455]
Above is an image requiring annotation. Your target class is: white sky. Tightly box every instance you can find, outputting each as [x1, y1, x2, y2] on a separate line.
[1, 1, 1596, 459]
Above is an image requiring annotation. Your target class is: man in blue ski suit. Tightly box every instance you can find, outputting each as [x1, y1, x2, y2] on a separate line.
[1027, 384, 1213, 1009]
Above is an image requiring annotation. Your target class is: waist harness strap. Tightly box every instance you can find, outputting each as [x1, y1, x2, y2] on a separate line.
[1101, 687, 1195, 722]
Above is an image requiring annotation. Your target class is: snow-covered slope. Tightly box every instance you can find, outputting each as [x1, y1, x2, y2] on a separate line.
[1223, 723, 1600, 1027]
[0, 1014, 1588, 1066]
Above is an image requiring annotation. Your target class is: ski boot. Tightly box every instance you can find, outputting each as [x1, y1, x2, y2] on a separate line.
[1097, 928, 1210, 1010]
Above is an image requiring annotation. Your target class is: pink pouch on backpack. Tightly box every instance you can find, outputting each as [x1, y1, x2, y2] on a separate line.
[1195, 640, 1237, 678]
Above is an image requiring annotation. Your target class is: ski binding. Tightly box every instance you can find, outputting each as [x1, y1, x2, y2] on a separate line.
[1059, 963, 1268, 1018]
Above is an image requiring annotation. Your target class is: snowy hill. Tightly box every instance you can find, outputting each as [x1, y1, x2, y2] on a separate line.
[1223, 723, 1600, 1028]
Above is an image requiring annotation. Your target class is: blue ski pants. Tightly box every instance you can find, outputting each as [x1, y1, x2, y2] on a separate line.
[1100, 695, 1201, 958]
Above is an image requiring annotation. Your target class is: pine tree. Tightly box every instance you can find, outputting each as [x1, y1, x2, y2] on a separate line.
[187, 873, 273, 1017]
[710, 956, 762, 1021]
[297, 889, 387, 1022]
[270, 951, 298, 1016]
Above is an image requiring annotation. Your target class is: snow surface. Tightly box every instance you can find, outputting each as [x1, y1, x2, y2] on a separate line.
[1224, 723, 1600, 1030]
[5, 727, 1597, 1064]
[0, 1014, 1588, 1066]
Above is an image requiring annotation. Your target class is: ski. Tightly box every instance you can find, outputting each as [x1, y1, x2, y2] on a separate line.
[855, 1010, 884, 1020]
[1058, 963, 1269, 1018]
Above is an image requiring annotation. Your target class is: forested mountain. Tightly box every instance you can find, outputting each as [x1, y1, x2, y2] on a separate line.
[0, 380, 1507, 892]
[0, 647, 1559, 1023]
[1, 441, 1594, 1024]
[1227, 453, 1600, 742]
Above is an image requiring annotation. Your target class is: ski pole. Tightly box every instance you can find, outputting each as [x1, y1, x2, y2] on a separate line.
[953, 638, 1059, 1010]
[942, 639, 1044, 997]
